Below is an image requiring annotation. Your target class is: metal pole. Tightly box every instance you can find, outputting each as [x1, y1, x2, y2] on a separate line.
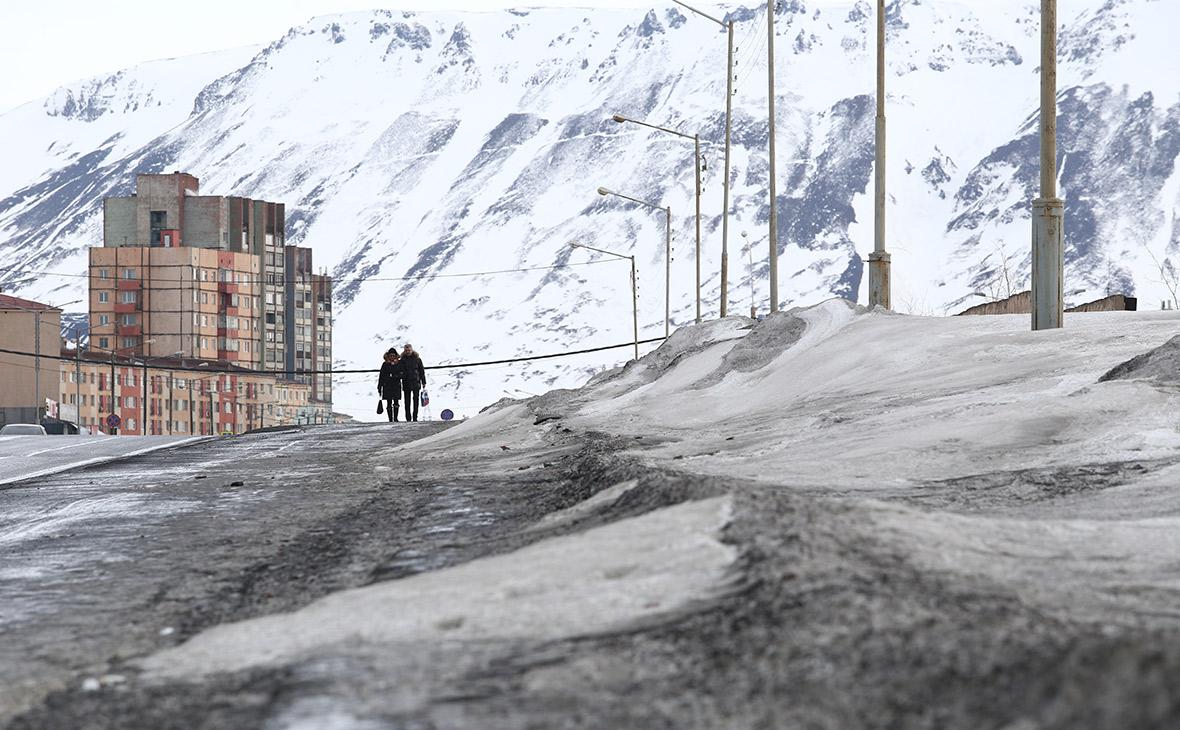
[142, 362, 147, 435]
[694, 134, 702, 324]
[33, 311, 41, 424]
[868, 0, 892, 309]
[210, 389, 215, 435]
[1031, 0, 1064, 330]
[665, 206, 672, 338]
[110, 355, 117, 435]
[630, 256, 640, 361]
[767, 0, 780, 313]
[75, 344, 81, 432]
[721, 20, 734, 319]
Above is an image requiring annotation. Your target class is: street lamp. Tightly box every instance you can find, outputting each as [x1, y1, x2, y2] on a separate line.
[610, 114, 704, 324]
[597, 186, 673, 338]
[1032, 0, 1064, 330]
[868, 0, 892, 309]
[570, 242, 640, 361]
[668, 0, 735, 319]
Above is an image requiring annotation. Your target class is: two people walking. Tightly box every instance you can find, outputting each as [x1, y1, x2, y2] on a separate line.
[377, 344, 427, 422]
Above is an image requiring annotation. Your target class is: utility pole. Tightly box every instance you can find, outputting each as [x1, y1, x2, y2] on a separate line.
[665, 206, 673, 337]
[721, 19, 735, 318]
[74, 342, 81, 432]
[33, 310, 41, 424]
[868, 0, 892, 309]
[1032, 0, 1064, 330]
[767, 0, 780, 313]
[669, 1, 734, 320]
[694, 133, 702, 324]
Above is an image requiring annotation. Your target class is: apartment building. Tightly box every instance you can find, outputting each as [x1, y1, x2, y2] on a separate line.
[88, 246, 263, 368]
[93, 172, 332, 417]
[0, 294, 62, 426]
[284, 247, 334, 404]
[54, 351, 326, 436]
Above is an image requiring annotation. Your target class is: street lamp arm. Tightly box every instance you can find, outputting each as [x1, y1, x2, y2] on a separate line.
[611, 114, 695, 141]
[570, 242, 631, 261]
[669, 0, 727, 28]
[598, 187, 664, 211]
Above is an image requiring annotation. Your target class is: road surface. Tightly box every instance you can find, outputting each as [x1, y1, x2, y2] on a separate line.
[0, 434, 206, 486]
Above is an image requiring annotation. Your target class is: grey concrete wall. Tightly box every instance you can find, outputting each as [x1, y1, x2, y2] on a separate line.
[181, 197, 228, 249]
[103, 198, 136, 247]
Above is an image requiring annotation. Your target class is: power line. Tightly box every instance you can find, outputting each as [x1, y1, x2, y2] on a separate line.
[0, 336, 667, 376]
[0, 259, 617, 289]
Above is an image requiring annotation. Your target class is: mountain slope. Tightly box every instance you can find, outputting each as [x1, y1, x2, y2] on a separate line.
[0, 0, 1177, 417]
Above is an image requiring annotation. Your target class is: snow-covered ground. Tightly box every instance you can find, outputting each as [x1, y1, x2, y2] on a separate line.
[422, 300, 1180, 491]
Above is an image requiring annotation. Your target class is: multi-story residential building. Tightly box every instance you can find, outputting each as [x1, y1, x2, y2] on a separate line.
[91, 172, 332, 423]
[88, 246, 263, 368]
[284, 248, 334, 405]
[54, 351, 326, 436]
[0, 294, 62, 426]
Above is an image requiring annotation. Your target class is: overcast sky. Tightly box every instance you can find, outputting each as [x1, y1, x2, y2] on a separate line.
[0, 0, 652, 114]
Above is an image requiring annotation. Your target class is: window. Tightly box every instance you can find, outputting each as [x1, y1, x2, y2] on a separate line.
[122, 268, 137, 280]
[99, 268, 109, 279]
[127, 419, 137, 431]
[149, 211, 166, 246]
[201, 292, 208, 304]
[122, 337, 137, 348]
[98, 292, 109, 303]
[121, 314, 136, 326]
[120, 291, 136, 304]
[98, 337, 109, 350]
[124, 396, 136, 408]
[98, 314, 110, 326]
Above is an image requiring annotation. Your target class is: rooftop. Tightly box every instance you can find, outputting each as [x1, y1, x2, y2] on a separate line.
[0, 293, 60, 312]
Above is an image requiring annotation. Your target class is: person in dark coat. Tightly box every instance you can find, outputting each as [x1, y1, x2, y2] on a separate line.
[377, 349, 402, 422]
[399, 343, 426, 422]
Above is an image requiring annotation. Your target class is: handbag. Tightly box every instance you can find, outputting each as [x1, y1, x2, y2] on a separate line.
[420, 389, 429, 407]
[377, 399, 384, 415]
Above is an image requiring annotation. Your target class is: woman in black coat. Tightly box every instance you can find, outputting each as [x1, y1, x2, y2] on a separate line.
[399, 344, 426, 422]
[377, 349, 402, 422]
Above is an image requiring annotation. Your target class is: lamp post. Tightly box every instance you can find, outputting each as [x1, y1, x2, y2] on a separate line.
[570, 242, 640, 361]
[1032, 0, 1064, 330]
[610, 114, 703, 324]
[669, 0, 735, 318]
[868, 0, 892, 309]
[597, 186, 673, 338]
[767, 0, 780, 313]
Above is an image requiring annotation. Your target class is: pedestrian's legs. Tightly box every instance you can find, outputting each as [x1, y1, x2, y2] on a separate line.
[385, 399, 394, 422]
[393, 400, 400, 422]
[403, 384, 415, 421]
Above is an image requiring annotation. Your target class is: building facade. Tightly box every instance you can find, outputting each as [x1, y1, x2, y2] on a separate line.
[0, 294, 62, 426]
[54, 352, 326, 436]
[90, 172, 332, 424]
[283, 248, 334, 405]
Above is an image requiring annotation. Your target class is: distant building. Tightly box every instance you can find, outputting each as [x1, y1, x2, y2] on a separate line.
[284, 246, 334, 404]
[92, 172, 332, 420]
[0, 294, 61, 426]
[55, 350, 327, 436]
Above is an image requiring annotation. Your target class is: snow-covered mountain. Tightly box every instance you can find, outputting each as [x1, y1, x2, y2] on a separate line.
[0, 0, 1177, 418]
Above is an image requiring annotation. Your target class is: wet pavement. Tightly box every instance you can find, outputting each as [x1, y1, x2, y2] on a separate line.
[1, 423, 463, 724]
[0, 434, 207, 486]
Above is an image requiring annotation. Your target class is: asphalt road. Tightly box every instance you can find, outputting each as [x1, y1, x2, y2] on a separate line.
[0, 434, 207, 486]
[5, 419, 1180, 729]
